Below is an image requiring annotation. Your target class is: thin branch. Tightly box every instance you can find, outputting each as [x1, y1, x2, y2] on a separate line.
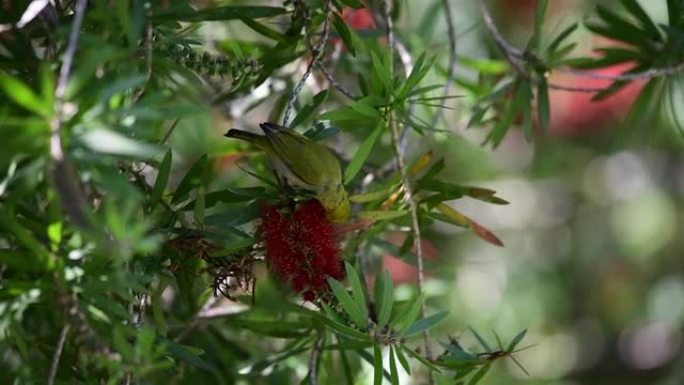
[283, 0, 332, 126]
[477, 0, 526, 73]
[382, 1, 434, 381]
[316, 61, 357, 99]
[131, 6, 154, 104]
[383, 0, 394, 60]
[308, 333, 325, 385]
[477, 0, 610, 94]
[557, 63, 684, 81]
[301, 7, 357, 100]
[431, 0, 458, 129]
[50, 0, 91, 228]
[54, 0, 86, 104]
[47, 324, 70, 385]
[394, 37, 415, 156]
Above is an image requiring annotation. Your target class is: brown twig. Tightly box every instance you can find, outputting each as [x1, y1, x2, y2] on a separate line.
[382, 1, 434, 382]
[431, 0, 458, 129]
[283, 0, 332, 126]
[477, 0, 611, 93]
[557, 63, 684, 81]
[316, 61, 357, 100]
[300, 5, 357, 100]
[50, 0, 91, 228]
[308, 333, 325, 385]
[47, 324, 70, 385]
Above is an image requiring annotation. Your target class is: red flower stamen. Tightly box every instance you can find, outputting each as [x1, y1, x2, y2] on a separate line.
[260, 200, 344, 300]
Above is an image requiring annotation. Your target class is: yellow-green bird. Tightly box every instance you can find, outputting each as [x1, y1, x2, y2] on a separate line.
[224, 122, 350, 224]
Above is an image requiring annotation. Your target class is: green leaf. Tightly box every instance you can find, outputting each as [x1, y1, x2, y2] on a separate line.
[389, 346, 400, 385]
[171, 154, 208, 204]
[521, 82, 533, 139]
[530, 0, 549, 50]
[229, 319, 311, 338]
[506, 329, 528, 352]
[374, 271, 394, 327]
[621, 0, 661, 40]
[320, 304, 371, 341]
[183, 187, 265, 210]
[359, 210, 408, 222]
[590, 5, 649, 47]
[155, 6, 287, 21]
[328, 278, 368, 329]
[402, 311, 449, 337]
[204, 202, 261, 227]
[344, 123, 383, 184]
[319, 106, 368, 121]
[485, 80, 526, 146]
[537, 77, 550, 132]
[668, 0, 683, 26]
[373, 344, 383, 385]
[371, 50, 392, 92]
[469, 328, 491, 351]
[79, 128, 164, 159]
[467, 364, 491, 385]
[151, 278, 171, 337]
[240, 18, 287, 42]
[394, 343, 411, 374]
[350, 97, 383, 119]
[152, 150, 172, 203]
[163, 338, 216, 371]
[340, 345, 355, 385]
[99, 74, 147, 104]
[350, 186, 393, 203]
[401, 346, 442, 372]
[290, 90, 329, 128]
[0, 74, 49, 116]
[0, 211, 52, 269]
[591, 79, 630, 101]
[345, 262, 369, 324]
[397, 53, 433, 100]
[546, 23, 578, 55]
[459, 57, 508, 75]
[332, 12, 357, 56]
[392, 294, 423, 333]
[194, 187, 205, 225]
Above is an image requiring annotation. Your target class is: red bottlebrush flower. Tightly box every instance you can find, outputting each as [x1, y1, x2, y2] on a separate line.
[259, 200, 344, 300]
[341, 7, 376, 31]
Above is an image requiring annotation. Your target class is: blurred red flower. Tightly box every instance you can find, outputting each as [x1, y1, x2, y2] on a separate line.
[260, 200, 345, 301]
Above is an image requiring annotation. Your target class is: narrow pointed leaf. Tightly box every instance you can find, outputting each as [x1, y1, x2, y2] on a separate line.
[345, 263, 368, 323]
[393, 294, 423, 333]
[375, 271, 394, 327]
[506, 329, 528, 352]
[152, 150, 172, 202]
[373, 344, 383, 385]
[344, 123, 383, 184]
[389, 346, 400, 385]
[469, 328, 491, 351]
[328, 278, 368, 329]
[402, 311, 449, 337]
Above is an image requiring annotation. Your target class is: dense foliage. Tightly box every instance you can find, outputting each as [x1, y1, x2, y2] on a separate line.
[1, 0, 684, 384]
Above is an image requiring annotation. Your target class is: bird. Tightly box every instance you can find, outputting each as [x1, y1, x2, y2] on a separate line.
[224, 122, 350, 224]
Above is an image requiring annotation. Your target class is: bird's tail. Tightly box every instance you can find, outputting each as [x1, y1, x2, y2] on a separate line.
[224, 129, 263, 144]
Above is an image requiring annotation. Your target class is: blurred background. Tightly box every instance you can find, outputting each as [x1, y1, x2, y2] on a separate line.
[403, 1, 684, 385]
